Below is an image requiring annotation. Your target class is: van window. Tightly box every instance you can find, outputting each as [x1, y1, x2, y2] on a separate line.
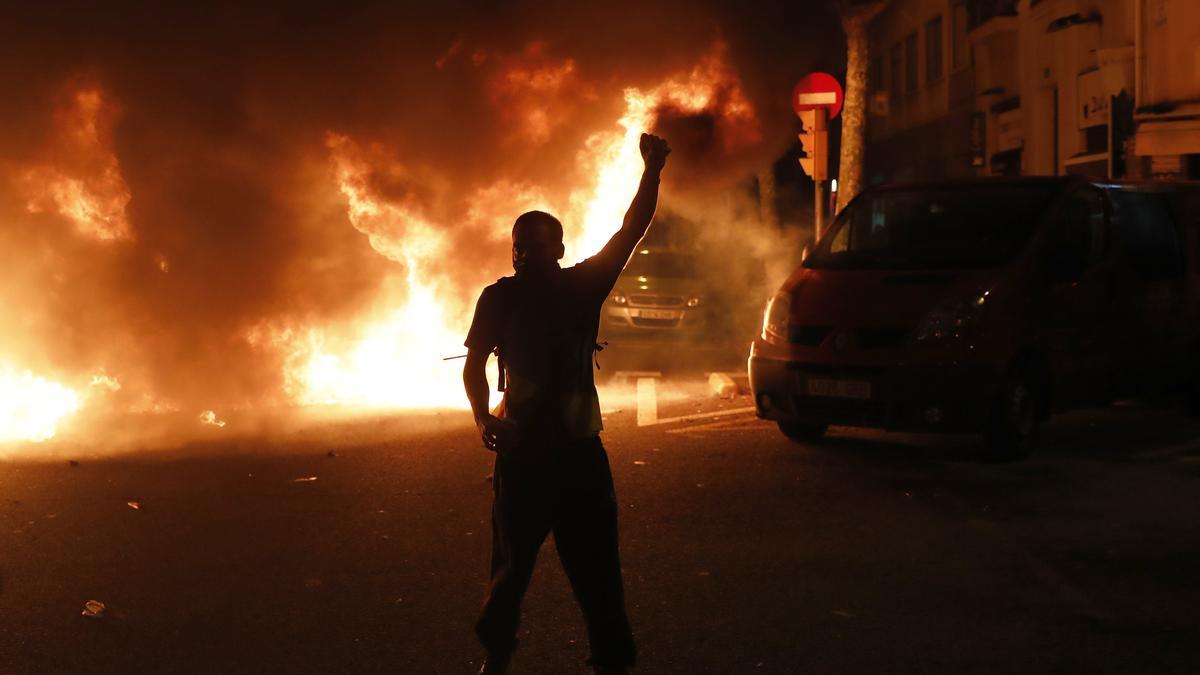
[1049, 188, 1107, 265]
[807, 185, 1055, 270]
[1108, 189, 1183, 281]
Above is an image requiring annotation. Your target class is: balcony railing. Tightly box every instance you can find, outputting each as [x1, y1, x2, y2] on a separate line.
[968, 0, 1019, 31]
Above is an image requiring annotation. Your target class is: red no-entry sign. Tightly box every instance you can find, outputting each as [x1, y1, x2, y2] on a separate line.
[792, 72, 844, 120]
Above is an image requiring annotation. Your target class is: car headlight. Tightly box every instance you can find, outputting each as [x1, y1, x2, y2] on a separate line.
[914, 291, 990, 342]
[611, 293, 627, 305]
[761, 292, 790, 342]
[686, 296, 701, 308]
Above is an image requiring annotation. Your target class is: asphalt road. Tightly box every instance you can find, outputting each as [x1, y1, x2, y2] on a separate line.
[2, 379, 1200, 674]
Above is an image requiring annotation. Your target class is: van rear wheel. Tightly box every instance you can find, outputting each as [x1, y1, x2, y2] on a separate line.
[985, 369, 1039, 460]
[778, 420, 828, 443]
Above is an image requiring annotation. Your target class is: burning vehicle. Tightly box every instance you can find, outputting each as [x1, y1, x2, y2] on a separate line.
[603, 246, 706, 341]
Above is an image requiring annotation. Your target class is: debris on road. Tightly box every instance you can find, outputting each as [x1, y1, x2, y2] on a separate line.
[708, 372, 740, 399]
[633, 460, 647, 466]
[81, 600, 106, 619]
[292, 476, 319, 483]
[199, 410, 226, 428]
[126, 501, 140, 510]
[68, 460, 79, 467]
[327, 450, 338, 458]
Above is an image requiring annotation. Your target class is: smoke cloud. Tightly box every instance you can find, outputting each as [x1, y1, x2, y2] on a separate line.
[0, 0, 841, 428]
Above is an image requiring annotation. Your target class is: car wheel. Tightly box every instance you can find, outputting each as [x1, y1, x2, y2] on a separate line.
[777, 420, 828, 443]
[985, 369, 1039, 460]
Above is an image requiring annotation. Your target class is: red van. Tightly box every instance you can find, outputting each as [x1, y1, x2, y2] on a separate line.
[748, 177, 1200, 457]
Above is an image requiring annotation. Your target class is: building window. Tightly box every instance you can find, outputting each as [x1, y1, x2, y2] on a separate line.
[926, 15, 944, 83]
[890, 42, 903, 102]
[904, 32, 919, 95]
[952, 2, 969, 71]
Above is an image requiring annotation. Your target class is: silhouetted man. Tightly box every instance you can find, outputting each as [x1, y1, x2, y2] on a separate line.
[463, 133, 671, 675]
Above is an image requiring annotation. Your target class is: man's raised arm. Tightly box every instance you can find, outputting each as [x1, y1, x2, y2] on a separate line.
[590, 134, 671, 283]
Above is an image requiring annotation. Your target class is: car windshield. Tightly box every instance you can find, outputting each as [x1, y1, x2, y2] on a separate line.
[805, 185, 1056, 269]
[622, 251, 699, 278]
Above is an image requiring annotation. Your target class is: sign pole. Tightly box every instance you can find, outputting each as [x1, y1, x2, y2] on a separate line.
[813, 107, 828, 242]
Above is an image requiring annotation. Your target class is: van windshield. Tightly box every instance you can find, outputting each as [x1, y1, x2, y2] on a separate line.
[806, 185, 1056, 269]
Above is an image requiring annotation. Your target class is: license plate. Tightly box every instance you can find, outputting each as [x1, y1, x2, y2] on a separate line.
[635, 309, 681, 320]
[806, 378, 872, 400]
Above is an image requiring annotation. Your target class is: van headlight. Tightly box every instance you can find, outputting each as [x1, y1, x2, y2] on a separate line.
[761, 292, 790, 342]
[914, 291, 990, 342]
[611, 293, 627, 305]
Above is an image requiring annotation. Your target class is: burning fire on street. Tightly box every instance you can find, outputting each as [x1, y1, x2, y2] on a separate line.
[257, 44, 759, 412]
[0, 7, 831, 450]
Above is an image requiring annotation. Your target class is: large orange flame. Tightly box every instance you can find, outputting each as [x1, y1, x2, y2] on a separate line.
[274, 43, 758, 411]
[260, 135, 499, 408]
[567, 41, 760, 262]
[1, 45, 760, 437]
[1, 85, 132, 444]
[20, 88, 133, 242]
[0, 367, 82, 444]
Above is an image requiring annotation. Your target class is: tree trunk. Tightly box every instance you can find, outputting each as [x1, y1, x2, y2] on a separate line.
[837, 20, 870, 213]
[836, 0, 889, 213]
[757, 168, 779, 230]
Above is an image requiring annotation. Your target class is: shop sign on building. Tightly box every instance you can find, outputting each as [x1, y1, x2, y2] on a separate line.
[996, 108, 1023, 152]
[1078, 69, 1109, 129]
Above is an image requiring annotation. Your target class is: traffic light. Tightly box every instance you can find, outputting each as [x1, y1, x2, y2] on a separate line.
[797, 109, 828, 181]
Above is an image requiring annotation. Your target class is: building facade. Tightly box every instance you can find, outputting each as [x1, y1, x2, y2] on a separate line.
[865, 0, 978, 184]
[865, 0, 1200, 182]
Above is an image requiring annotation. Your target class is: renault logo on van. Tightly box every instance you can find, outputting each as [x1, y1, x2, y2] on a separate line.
[832, 331, 852, 351]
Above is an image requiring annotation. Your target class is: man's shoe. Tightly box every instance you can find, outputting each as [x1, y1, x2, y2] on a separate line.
[478, 653, 511, 675]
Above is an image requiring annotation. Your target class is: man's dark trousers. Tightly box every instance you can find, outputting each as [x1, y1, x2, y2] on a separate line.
[476, 436, 635, 668]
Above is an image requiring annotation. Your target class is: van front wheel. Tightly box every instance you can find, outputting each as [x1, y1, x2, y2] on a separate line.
[985, 370, 1039, 460]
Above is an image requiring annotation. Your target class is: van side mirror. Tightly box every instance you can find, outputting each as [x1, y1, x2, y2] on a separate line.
[1041, 244, 1087, 284]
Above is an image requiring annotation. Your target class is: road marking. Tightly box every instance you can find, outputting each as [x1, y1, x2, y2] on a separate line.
[636, 377, 658, 426]
[665, 415, 767, 435]
[965, 516, 1115, 621]
[649, 406, 757, 427]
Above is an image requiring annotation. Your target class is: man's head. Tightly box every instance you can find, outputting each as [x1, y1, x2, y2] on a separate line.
[511, 210, 564, 272]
